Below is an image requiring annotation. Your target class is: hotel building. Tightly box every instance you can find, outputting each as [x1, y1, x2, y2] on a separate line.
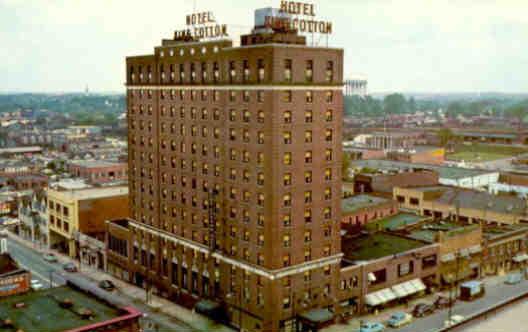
[107, 7, 343, 332]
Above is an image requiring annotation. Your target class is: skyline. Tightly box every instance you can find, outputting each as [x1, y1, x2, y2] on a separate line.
[1, 0, 528, 93]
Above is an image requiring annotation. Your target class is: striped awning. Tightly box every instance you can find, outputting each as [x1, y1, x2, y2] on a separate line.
[468, 245, 482, 254]
[441, 253, 455, 262]
[513, 253, 528, 262]
[391, 279, 426, 298]
[365, 288, 397, 306]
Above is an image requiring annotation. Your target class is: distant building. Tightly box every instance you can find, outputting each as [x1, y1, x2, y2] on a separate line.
[394, 186, 528, 225]
[386, 146, 445, 165]
[344, 77, 367, 97]
[68, 160, 128, 185]
[341, 194, 397, 225]
[481, 224, 528, 276]
[46, 186, 129, 269]
[365, 132, 423, 150]
[0, 284, 142, 332]
[353, 168, 439, 195]
[18, 190, 49, 247]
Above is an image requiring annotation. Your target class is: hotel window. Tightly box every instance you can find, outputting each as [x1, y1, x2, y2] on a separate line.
[283, 254, 291, 267]
[213, 62, 219, 82]
[258, 193, 264, 206]
[283, 214, 291, 227]
[324, 188, 332, 200]
[170, 64, 175, 82]
[214, 146, 220, 158]
[305, 151, 312, 163]
[284, 111, 292, 123]
[257, 59, 265, 82]
[201, 108, 208, 120]
[257, 91, 264, 103]
[304, 171, 312, 183]
[213, 108, 220, 120]
[229, 128, 236, 141]
[257, 172, 264, 186]
[304, 230, 312, 243]
[191, 125, 197, 136]
[283, 296, 291, 309]
[305, 130, 312, 143]
[179, 107, 185, 118]
[190, 63, 196, 83]
[283, 173, 292, 186]
[283, 131, 292, 144]
[324, 207, 332, 219]
[229, 168, 237, 180]
[325, 129, 333, 141]
[325, 149, 333, 161]
[201, 62, 207, 82]
[243, 110, 250, 123]
[257, 253, 264, 266]
[282, 91, 292, 103]
[179, 89, 185, 100]
[230, 148, 237, 160]
[243, 60, 250, 82]
[283, 152, 292, 165]
[305, 91, 313, 103]
[257, 152, 264, 164]
[304, 249, 311, 262]
[283, 234, 291, 247]
[398, 261, 414, 277]
[304, 271, 311, 282]
[243, 209, 250, 223]
[258, 233, 264, 246]
[229, 61, 236, 82]
[304, 209, 312, 223]
[284, 59, 292, 82]
[201, 90, 207, 101]
[325, 90, 334, 103]
[304, 190, 312, 203]
[305, 60, 313, 82]
[325, 109, 333, 121]
[243, 170, 251, 182]
[243, 90, 250, 102]
[243, 129, 250, 142]
[191, 90, 197, 101]
[325, 61, 334, 82]
[243, 150, 250, 162]
[283, 193, 291, 207]
[257, 131, 264, 144]
[229, 109, 236, 121]
[229, 91, 236, 102]
[305, 110, 313, 123]
[324, 265, 331, 276]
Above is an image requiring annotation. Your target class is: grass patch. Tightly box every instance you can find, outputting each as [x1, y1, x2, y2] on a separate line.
[447, 144, 528, 162]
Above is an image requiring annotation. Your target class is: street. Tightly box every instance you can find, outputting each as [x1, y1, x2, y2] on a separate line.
[7, 237, 207, 332]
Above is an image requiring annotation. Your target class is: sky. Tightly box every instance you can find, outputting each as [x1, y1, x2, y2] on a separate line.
[1, 0, 527, 93]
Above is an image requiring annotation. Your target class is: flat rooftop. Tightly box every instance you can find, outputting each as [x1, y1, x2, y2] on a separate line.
[407, 221, 477, 243]
[342, 232, 428, 262]
[48, 186, 128, 201]
[0, 286, 124, 332]
[483, 224, 528, 241]
[341, 194, 390, 214]
[69, 160, 125, 168]
[365, 212, 426, 231]
[436, 189, 527, 215]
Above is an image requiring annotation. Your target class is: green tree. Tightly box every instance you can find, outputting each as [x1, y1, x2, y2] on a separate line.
[437, 127, 454, 147]
[383, 93, 408, 115]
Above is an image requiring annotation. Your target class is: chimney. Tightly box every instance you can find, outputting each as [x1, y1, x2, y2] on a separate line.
[0, 230, 7, 254]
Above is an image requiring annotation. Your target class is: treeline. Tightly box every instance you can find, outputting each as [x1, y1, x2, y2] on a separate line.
[345, 93, 528, 119]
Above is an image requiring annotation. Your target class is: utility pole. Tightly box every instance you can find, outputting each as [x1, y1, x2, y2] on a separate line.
[49, 269, 54, 288]
[447, 251, 461, 324]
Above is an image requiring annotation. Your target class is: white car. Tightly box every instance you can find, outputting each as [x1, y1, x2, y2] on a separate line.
[31, 279, 44, 291]
[387, 312, 413, 328]
[444, 315, 464, 327]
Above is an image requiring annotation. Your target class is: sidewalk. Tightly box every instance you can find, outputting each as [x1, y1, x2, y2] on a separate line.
[8, 232, 234, 332]
[323, 274, 509, 332]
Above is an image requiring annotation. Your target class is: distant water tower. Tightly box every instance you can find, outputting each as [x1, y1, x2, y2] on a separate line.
[344, 75, 368, 97]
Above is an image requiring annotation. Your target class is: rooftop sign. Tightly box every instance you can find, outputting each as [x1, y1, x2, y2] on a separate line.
[174, 11, 228, 41]
[264, 1, 332, 34]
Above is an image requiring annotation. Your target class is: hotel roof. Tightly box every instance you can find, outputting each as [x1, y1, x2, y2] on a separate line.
[47, 186, 128, 201]
[365, 212, 426, 231]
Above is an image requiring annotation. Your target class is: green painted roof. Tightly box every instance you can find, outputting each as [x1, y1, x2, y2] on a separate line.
[365, 213, 425, 231]
[0, 286, 121, 332]
[342, 232, 428, 262]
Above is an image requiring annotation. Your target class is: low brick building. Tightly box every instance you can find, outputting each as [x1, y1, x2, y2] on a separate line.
[68, 160, 128, 185]
[482, 224, 528, 276]
[339, 231, 439, 314]
[341, 194, 397, 226]
[386, 146, 445, 165]
[353, 169, 439, 195]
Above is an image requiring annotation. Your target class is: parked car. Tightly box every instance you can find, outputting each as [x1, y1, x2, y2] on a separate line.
[412, 303, 435, 317]
[98, 279, 116, 291]
[360, 321, 385, 332]
[387, 312, 412, 328]
[30, 279, 44, 291]
[434, 295, 456, 309]
[444, 314, 465, 327]
[63, 262, 78, 272]
[43, 253, 58, 263]
[505, 272, 522, 285]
